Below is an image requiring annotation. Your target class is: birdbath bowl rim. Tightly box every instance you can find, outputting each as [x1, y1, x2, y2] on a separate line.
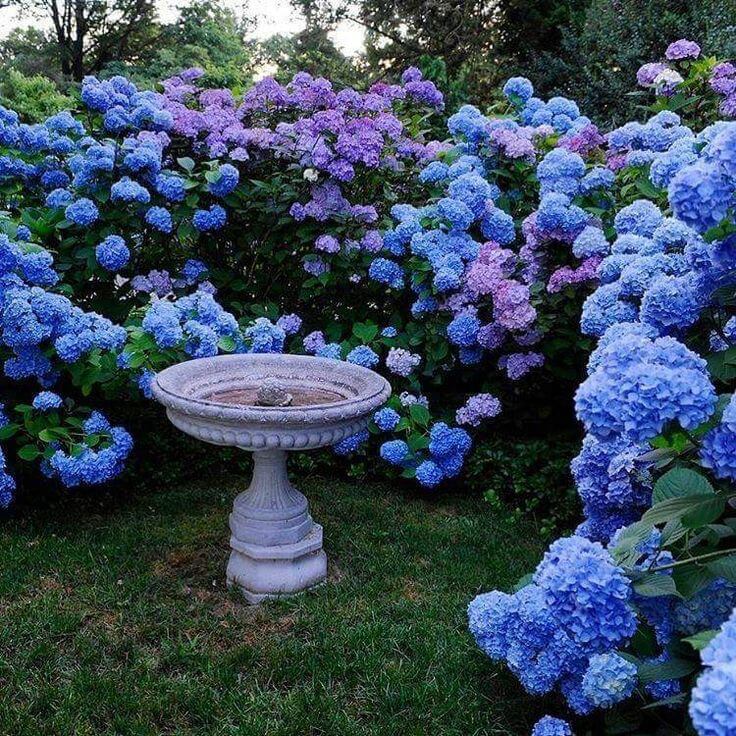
[151, 353, 391, 451]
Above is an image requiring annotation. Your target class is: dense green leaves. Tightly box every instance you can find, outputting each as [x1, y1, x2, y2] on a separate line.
[653, 468, 714, 504]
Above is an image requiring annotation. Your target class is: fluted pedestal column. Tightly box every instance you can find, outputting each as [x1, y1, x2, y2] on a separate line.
[226, 449, 327, 603]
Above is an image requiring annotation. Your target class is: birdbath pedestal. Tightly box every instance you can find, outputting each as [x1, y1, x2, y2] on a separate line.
[152, 354, 390, 603]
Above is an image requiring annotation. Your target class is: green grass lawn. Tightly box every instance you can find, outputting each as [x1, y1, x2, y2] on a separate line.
[0, 470, 549, 735]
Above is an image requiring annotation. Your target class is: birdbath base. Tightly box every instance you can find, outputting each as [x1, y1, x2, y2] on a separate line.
[225, 449, 327, 603]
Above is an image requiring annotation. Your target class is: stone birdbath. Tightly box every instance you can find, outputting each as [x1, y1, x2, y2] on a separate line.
[152, 353, 391, 603]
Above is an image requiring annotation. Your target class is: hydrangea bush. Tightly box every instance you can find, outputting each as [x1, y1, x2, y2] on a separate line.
[470, 41, 736, 736]
[0, 61, 616, 500]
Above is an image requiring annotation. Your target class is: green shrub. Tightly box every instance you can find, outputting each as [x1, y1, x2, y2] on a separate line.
[0, 69, 72, 122]
[465, 436, 580, 538]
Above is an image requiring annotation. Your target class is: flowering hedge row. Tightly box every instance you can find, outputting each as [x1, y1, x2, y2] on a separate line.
[0, 57, 619, 502]
[469, 41, 736, 735]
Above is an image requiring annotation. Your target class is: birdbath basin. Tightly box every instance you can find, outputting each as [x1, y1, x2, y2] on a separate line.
[152, 353, 391, 603]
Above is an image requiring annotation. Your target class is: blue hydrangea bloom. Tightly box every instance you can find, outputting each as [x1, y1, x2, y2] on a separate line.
[700, 423, 736, 481]
[669, 160, 734, 233]
[110, 176, 150, 204]
[690, 609, 736, 736]
[373, 407, 400, 431]
[415, 459, 443, 487]
[333, 429, 369, 455]
[581, 652, 638, 708]
[531, 716, 573, 736]
[614, 200, 663, 237]
[437, 197, 475, 230]
[95, 235, 130, 272]
[447, 313, 480, 347]
[192, 204, 227, 232]
[145, 206, 173, 233]
[346, 345, 379, 368]
[368, 257, 404, 289]
[481, 206, 515, 244]
[65, 198, 99, 226]
[380, 439, 409, 465]
[209, 163, 240, 197]
[32, 390, 62, 411]
[503, 76, 534, 103]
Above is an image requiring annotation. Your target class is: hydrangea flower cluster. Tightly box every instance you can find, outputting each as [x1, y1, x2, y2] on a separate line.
[159, 67, 445, 278]
[531, 716, 573, 736]
[690, 608, 736, 735]
[45, 411, 133, 488]
[469, 43, 736, 733]
[378, 420, 472, 488]
[365, 77, 612, 483]
[637, 40, 736, 118]
[0, 233, 125, 383]
[468, 536, 637, 714]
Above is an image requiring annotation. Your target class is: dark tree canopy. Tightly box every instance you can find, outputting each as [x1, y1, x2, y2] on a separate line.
[11, 0, 160, 80]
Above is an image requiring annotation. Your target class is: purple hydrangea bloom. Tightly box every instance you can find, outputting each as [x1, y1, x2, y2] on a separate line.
[665, 39, 701, 60]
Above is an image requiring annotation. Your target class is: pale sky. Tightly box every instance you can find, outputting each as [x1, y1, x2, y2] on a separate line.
[0, 0, 366, 55]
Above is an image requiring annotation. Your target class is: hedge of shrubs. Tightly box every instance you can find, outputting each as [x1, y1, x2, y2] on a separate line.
[1, 33, 736, 734]
[469, 41, 736, 735]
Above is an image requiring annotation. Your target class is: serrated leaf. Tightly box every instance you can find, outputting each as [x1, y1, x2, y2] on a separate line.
[682, 495, 726, 529]
[632, 572, 682, 598]
[610, 521, 655, 565]
[643, 493, 723, 526]
[637, 657, 697, 684]
[640, 694, 687, 710]
[673, 564, 715, 598]
[706, 554, 736, 583]
[683, 629, 718, 651]
[653, 468, 713, 504]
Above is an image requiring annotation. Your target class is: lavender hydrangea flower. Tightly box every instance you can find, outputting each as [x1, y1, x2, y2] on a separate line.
[665, 39, 701, 60]
[456, 393, 502, 426]
[385, 347, 420, 377]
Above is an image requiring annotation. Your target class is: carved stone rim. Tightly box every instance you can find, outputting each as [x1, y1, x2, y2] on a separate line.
[152, 353, 391, 427]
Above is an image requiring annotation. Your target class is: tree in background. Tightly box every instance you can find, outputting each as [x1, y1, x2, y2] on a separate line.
[4, 0, 160, 81]
[290, 0, 587, 105]
[524, 0, 736, 125]
[0, 0, 256, 90]
[0, 28, 64, 83]
[108, 0, 256, 89]
[255, 25, 359, 86]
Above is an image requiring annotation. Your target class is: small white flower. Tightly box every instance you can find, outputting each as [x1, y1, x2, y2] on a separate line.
[654, 69, 684, 90]
[303, 168, 319, 182]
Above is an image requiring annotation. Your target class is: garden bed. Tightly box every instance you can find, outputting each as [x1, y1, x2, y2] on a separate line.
[0, 472, 546, 735]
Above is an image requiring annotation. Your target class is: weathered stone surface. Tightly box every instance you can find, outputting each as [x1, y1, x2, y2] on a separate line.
[152, 354, 390, 603]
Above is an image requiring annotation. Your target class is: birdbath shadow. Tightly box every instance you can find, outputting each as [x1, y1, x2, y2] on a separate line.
[152, 354, 391, 603]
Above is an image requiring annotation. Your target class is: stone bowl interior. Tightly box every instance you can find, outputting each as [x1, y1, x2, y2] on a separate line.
[152, 353, 391, 438]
